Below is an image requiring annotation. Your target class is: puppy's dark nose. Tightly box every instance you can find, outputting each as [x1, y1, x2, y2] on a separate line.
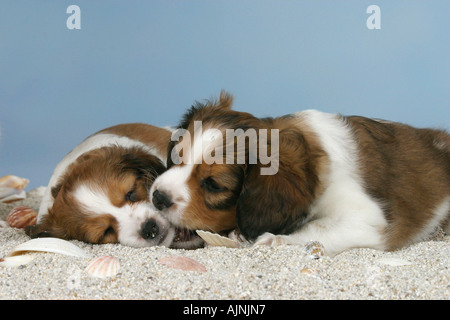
[140, 219, 159, 240]
[152, 189, 173, 211]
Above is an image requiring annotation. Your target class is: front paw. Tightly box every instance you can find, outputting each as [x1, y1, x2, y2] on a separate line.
[254, 232, 288, 246]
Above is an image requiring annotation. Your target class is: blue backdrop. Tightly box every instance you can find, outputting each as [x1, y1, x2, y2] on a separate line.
[1, 1, 449, 189]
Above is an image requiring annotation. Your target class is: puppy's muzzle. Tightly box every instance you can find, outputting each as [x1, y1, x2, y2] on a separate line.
[140, 219, 161, 240]
[152, 189, 173, 211]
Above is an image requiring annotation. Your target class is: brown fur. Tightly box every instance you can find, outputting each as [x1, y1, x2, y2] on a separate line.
[236, 117, 328, 240]
[181, 163, 242, 231]
[99, 123, 170, 158]
[346, 116, 450, 249]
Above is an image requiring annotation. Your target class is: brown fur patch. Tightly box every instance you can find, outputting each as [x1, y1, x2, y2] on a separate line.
[99, 123, 171, 159]
[180, 163, 243, 232]
[346, 116, 450, 249]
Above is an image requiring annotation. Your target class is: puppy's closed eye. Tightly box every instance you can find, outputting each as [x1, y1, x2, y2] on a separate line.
[201, 177, 226, 193]
[125, 189, 139, 202]
[103, 226, 116, 237]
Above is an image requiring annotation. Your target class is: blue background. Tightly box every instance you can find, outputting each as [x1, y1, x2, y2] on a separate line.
[1, 1, 449, 189]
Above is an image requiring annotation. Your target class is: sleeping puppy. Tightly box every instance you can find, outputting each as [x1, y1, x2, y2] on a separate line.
[150, 91, 450, 256]
[26, 123, 202, 249]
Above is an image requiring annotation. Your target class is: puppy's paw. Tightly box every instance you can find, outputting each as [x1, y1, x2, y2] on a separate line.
[254, 232, 288, 246]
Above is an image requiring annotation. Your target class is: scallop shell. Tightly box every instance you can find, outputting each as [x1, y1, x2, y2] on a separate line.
[304, 241, 325, 259]
[300, 267, 320, 279]
[7, 206, 38, 229]
[85, 256, 120, 278]
[0, 254, 35, 267]
[158, 255, 207, 272]
[7, 237, 89, 258]
[196, 230, 240, 248]
[0, 175, 29, 203]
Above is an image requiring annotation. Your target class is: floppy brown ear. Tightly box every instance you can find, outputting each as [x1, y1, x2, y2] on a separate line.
[236, 164, 310, 241]
[24, 207, 71, 239]
[24, 217, 54, 239]
[236, 128, 323, 241]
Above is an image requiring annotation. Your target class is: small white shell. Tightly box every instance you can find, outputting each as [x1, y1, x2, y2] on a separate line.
[85, 256, 120, 278]
[0, 254, 35, 267]
[303, 241, 325, 259]
[7, 237, 89, 258]
[377, 257, 412, 266]
[0, 175, 29, 203]
[300, 267, 321, 279]
[196, 230, 240, 248]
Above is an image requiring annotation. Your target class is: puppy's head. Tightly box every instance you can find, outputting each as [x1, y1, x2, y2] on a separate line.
[151, 91, 326, 240]
[150, 92, 249, 232]
[26, 146, 179, 247]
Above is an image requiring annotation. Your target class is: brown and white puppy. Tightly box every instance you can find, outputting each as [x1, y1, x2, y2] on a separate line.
[26, 123, 202, 249]
[150, 91, 450, 256]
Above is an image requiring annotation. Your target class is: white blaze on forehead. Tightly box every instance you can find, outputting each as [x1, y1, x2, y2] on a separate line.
[171, 122, 223, 165]
[73, 184, 116, 216]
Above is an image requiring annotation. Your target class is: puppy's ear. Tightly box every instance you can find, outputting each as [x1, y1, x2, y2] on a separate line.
[119, 150, 166, 179]
[236, 164, 310, 241]
[236, 128, 323, 241]
[24, 215, 56, 239]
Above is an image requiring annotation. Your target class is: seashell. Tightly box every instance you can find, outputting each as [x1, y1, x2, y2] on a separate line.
[0, 175, 29, 203]
[85, 256, 120, 278]
[303, 241, 325, 259]
[377, 257, 412, 267]
[158, 255, 207, 272]
[0, 254, 35, 267]
[7, 206, 38, 229]
[300, 267, 321, 279]
[228, 229, 247, 243]
[196, 230, 240, 248]
[7, 237, 89, 258]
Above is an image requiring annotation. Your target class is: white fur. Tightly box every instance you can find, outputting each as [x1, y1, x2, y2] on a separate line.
[150, 165, 192, 227]
[255, 110, 388, 256]
[38, 133, 165, 222]
[412, 197, 450, 243]
[74, 184, 174, 247]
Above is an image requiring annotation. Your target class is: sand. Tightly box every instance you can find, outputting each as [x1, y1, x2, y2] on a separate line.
[0, 187, 449, 300]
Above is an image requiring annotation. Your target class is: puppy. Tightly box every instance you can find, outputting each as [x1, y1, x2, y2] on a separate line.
[150, 91, 450, 256]
[26, 123, 202, 249]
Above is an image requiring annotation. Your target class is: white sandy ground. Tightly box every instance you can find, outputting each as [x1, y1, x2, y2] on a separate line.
[0, 187, 449, 300]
